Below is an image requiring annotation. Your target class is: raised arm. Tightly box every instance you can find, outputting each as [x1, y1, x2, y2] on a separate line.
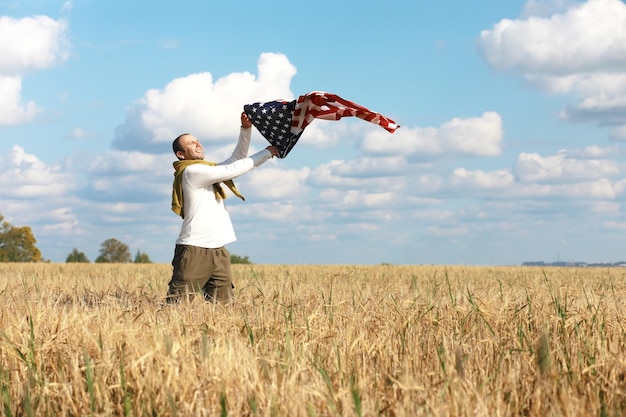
[186, 147, 276, 189]
[220, 112, 253, 165]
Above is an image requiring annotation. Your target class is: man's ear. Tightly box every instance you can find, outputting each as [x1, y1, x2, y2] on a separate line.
[176, 151, 185, 160]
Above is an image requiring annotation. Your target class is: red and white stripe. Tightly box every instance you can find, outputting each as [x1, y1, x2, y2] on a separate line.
[291, 91, 399, 135]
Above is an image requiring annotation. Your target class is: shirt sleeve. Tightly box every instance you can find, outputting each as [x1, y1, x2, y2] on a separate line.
[250, 148, 273, 167]
[186, 149, 272, 189]
[220, 127, 251, 165]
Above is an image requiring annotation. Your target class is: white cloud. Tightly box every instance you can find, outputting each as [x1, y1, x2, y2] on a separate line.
[561, 145, 620, 158]
[241, 166, 310, 200]
[0, 145, 75, 198]
[553, 179, 617, 199]
[325, 155, 410, 178]
[308, 159, 406, 190]
[88, 150, 173, 174]
[293, 121, 352, 150]
[361, 112, 503, 157]
[557, 73, 626, 125]
[0, 15, 69, 74]
[478, 0, 626, 127]
[451, 168, 515, 189]
[113, 53, 298, 151]
[479, 0, 626, 75]
[590, 201, 621, 215]
[0, 145, 86, 255]
[427, 225, 469, 238]
[514, 151, 619, 182]
[318, 189, 397, 209]
[0, 14, 69, 126]
[447, 167, 620, 200]
[232, 201, 324, 223]
[412, 174, 445, 193]
[81, 150, 174, 202]
[609, 125, 626, 141]
[0, 76, 40, 125]
[294, 225, 337, 242]
[603, 220, 626, 230]
[40, 207, 80, 235]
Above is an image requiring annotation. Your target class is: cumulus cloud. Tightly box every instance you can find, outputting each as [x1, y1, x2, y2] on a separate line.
[0, 76, 40, 125]
[560, 145, 620, 158]
[513, 151, 619, 182]
[451, 168, 515, 189]
[308, 160, 408, 190]
[479, 0, 626, 75]
[88, 150, 173, 174]
[292, 121, 354, 151]
[0, 145, 82, 243]
[603, 220, 626, 230]
[0, 15, 69, 74]
[82, 150, 174, 202]
[427, 225, 469, 238]
[232, 201, 324, 223]
[0, 14, 69, 126]
[318, 189, 398, 209]
[0, 145, 76, 198]
[241, 166, 310, 200]
[112, 53, 298, 153]
[325, 155, 410, 178]
[552, 179, 617, 199]
[591, 201, 621, 215]
[435, 139, 626, 202]
[609, 125, 626, 141]
[361, 112, 503, 158]
[446, 164, 622, 201]
[478, 0, 626, 130]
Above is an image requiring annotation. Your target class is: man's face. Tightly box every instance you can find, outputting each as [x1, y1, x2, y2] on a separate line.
[176, 134, 204, 160]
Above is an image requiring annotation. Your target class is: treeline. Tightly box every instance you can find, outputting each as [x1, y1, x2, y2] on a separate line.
[0, 213, 252, 264]
[67, 238, 152, 264]
[0, 213, 152, 263]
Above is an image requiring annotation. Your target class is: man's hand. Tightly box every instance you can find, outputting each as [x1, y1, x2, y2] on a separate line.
[266, 146, 280, 158]
[241, 112, 252, 129]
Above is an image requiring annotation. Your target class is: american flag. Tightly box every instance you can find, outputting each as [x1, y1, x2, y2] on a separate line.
[243, 91, 399, 158]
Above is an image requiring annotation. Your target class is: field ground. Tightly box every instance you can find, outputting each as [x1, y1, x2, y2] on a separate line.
[1, 263, 625, 416]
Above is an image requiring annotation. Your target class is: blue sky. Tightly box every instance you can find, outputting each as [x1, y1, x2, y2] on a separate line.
[2, 0, 626, 265]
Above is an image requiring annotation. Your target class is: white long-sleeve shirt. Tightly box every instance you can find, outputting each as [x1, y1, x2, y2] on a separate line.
[176, 127, 272, 248]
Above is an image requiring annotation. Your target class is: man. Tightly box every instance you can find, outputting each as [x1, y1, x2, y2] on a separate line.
[166, 112, 279, 303]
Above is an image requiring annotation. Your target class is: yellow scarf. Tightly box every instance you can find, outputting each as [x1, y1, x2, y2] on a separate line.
[171, 160, 245, 218]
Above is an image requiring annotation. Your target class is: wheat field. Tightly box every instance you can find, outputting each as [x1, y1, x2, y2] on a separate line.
[0, 263, 625, 416]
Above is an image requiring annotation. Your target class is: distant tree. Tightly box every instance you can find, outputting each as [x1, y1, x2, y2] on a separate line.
[230, 253, 251, 264]
[0, 214, 42, 262]
[134, 250, 152, 264]
[95, 238, 131, 263]
[66, 248, 90, 263]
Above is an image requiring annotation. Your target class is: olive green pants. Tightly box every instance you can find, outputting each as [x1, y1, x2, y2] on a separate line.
[166, 244, 233, 303]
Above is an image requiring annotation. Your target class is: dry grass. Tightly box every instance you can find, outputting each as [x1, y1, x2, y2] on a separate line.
[0, 263, 625, 416]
